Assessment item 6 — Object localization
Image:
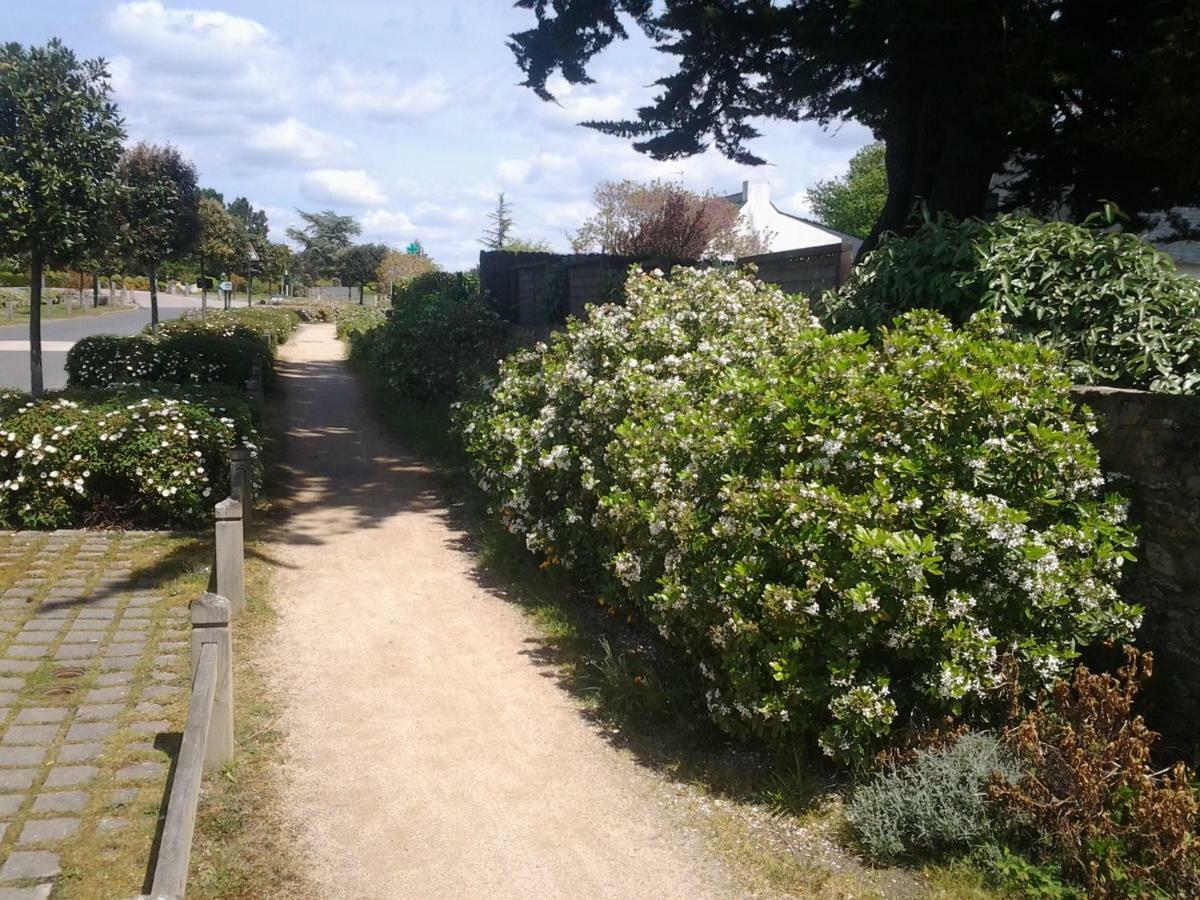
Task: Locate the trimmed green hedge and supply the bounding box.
[66,307,298,389]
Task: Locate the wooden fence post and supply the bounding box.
[229,448,253,530]
[190,592,233,771]
[246,361,265,403]
[214,498,245,616]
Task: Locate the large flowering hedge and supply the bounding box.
[461,267,1140,765]
[0,386,258,528]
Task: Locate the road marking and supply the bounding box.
[0,341,76,351]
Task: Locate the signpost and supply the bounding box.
[219,279,233,309]
[246,246,260,305]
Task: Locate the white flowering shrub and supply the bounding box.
[153,307,301,346]
[0,388,258,528]
[461,267,1140,766]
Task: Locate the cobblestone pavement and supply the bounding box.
[0,530,189,899]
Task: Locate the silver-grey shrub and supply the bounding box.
[848,731,1022,860]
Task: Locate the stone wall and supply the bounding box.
[1075,386,1200,753]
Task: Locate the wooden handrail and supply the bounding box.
[149,642,219,899]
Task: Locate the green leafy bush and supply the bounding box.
[335,304,386,342]
[347,273,503,400]
[462,266,1140,765]
[152,307,300,345]
[0,386,258,528]
[820,214,1200,392]
[848,732,1022,860]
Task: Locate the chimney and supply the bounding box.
[742,180,771,209]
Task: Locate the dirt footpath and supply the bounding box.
[262,323,736,899]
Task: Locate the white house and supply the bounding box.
[726,180,863,256]
[1145,207,1200,280]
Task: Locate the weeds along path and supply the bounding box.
[263,323,736,899]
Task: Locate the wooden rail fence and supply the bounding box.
[137,450,250,899]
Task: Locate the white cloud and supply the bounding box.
[107,1,272,63]
[240,119,353,167]
[361,209,419,242]
[315,66,451,119]
[496,159,532,186]
[303,170,388,206]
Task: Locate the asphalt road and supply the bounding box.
[0,297,201,392]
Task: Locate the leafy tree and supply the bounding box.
[503,237,555,253]
[807,143,887,239]
[510,1,1200,252]
[335,243,388,302]
[377,248,436,300]
[198,187,225,204]
[287,209,360,280]
[261,242,293,297]
[571,179,766,258]
[115,143,200,332]
[0,39,124,395]
[480,192,514,249]
[226,196,268,238]
[195,196,238,312]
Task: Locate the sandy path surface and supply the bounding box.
[263,324,736,899]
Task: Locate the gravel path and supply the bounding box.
[264,324,736,899]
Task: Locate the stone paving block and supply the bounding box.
[98,816,128,832]
[152,655,176,667]
[56,743,103,764]
[64,722,115,743]
[0,769,36,790]
[17,817,79,844]
[1,725,58,745]
[0,794,22,816]
[0,850,60,882]
[76,609,114,620]
[3,646,45,660]
[76,704,123,721]
[0,746,47,767]
[0,661,37,674]
[53,644,100,661]
[108,787,138,807]
[133,702,164,717]
[12,709,66,726]
[110,631,146,643]
[0,693,14,707]
[43,766,96,788]
[0,678,25,692]
[84,687,128,703]
[142,685,176,700]
[105,643,142,658]
[11,632,54,645]
[0,883,54,899]
[99,657,138,672]
[129,720,169,736]
[94,672,131,687]
[116,761,163,782]
[30,791,88,814]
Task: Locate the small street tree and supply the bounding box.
[480,193,514,249]
[807,143,887,239]
[335,243,389,303]
[0,39,124,395]
[116,143,200,333]
[195,196,238,314]
[377,248,436,302]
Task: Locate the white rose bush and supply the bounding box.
[0,387,258,528]
[460,267,1140,766]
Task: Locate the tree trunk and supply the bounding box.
[92,274,99,309]
[78,270,85,311]
[108,275,115,306]
[200,254,207,318]
[29,250,44,397]
[149,262,160,335]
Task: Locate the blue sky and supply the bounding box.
[7,1,873,269]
